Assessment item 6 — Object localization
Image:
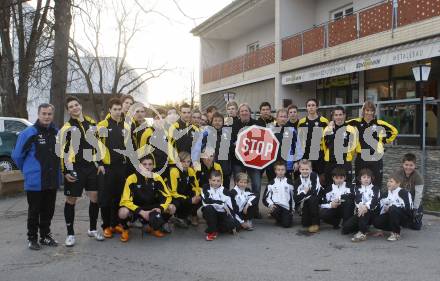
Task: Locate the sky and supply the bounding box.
[71,0,233,106]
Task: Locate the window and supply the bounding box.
[4,120,28,132]
[331,4,354,20]
[247,42,259,53]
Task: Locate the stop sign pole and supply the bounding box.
[235,125,280,170]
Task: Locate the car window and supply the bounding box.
[4,120,28,132]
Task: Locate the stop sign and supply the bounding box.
[235,125,280,169]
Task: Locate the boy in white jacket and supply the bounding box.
[201,170,237,241]
[230,173,258,230]
[263,161,294,228]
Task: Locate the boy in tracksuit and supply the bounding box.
[201,170,237,241]
[195,147,223,188]
[97,98,131,239]
[320,167,354,230]
[263,161,294,228]
[293,159,322,233]
[118,155,174,242]
[373,173,413,242]
[342,168,380,242]
[168,151,201,227]
[230,172,258,231]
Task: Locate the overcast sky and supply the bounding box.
[70,0,233,106]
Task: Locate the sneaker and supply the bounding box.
[351,231,367,242]
[65,235,75,247]
[113,224,124,234]
[308,225,320,233]
[206,232,217,241]
[173,217,189,229]
[190,216,199,226]
[120,229,129,242]
[161,223,173,233]
[151,229,166,238]
[88,230,105,241]
[103,227,113,238]
[40,233,58,247]
[28,240,41,250]
[387,232,401,242]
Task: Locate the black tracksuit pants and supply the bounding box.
[320,200,354,227]
[270,205,293,228]
[100,163,126,229]
[173,198,201,219]
[202,205,237,233]
[300,196,321,227]
[26,189,57,241]
[342,210,373,234]
[373,206,409,234]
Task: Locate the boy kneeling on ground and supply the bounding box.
[373,172,412,242]
[201,170,237,241]
[118,155,176,242]
[263,161,294,228]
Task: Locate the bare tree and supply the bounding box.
[0,0,52,118]
[50,0,72,126]
[69,0,168,119]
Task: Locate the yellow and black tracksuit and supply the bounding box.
[347,117,398,188]
[97,115,131,229]
[168,119,200,164]
[119,172,172,230]
[140,127,170,177]
[322,123,358,187]
[59,115,103,235]
[126,120,149,176]
[195,162,223,188]
[168,167,201,219]
[297,115,329,174]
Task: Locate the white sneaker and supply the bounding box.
[351,231,367,242]
[387,232,401,242]
[87,230,105,241]
[65,235,75,247]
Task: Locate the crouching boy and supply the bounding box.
[263,161,294,228]
[373,172,412,242]
[118,155,175,242]
[201,170,237,241]
[230,172,258,230]
[293,159,322,233]
[320,168,354,230]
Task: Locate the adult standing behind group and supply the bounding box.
[231,103,262,218]
[12,104,60,250]
[347,101,398,188]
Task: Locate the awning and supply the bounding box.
[281,37,440,85]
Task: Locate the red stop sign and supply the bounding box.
[235,125,280,169]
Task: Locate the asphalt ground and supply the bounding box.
[1,192,439,281]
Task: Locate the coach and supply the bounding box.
[12,103,60,250]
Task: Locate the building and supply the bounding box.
[191,0,440,145]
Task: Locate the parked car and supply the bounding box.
[0,117,32,171]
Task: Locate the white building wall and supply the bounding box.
[279,0,316,38]
[228,22,275,58]
[315,0,386,24]
[200,38,229,68]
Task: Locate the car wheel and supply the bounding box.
[0,157,15,172]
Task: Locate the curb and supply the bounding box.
[424,210,440,217]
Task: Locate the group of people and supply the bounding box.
[12,94,424,250]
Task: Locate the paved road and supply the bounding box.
[1,192,439,281]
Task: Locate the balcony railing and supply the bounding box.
[282,0,440,61]
[202,43,275,84]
